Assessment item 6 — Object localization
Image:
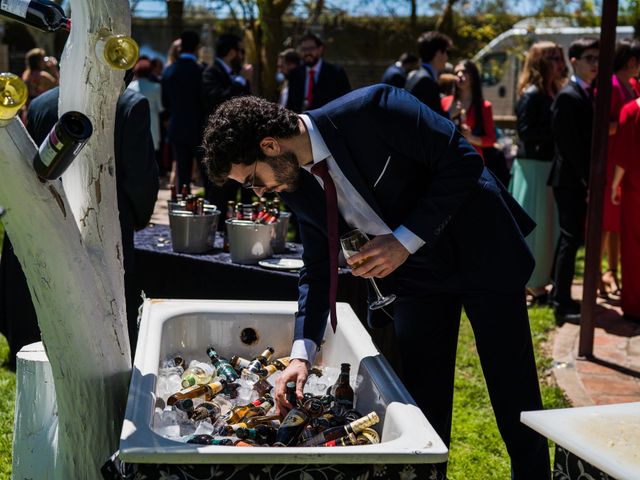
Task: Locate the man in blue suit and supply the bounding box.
[162,30,205,193]
[202,85,550,479]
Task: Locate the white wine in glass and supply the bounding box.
[340,229,396,310]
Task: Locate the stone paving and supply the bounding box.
[552,284,640,407]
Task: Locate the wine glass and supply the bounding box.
[340,229,396,310]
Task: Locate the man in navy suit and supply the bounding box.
[381,52,419,88]
[285,32,351,113]
[202,85,550,479]
[549,38,599,322]
[405,31,451,116]
[161,30,205,193]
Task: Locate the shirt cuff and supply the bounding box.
[290,338,318,366]
[393,225,425,254]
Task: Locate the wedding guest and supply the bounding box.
[511,41,566,306]
[600,39,640,299]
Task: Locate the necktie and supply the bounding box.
[310,160,338,333]
[306,69,315,109]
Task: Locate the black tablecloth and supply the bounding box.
[134,224,369,322]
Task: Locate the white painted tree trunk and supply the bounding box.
[0,1,133,477]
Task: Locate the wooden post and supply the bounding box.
[579,0,618,358]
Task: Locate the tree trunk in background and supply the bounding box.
[435,0,458,37]
[257,0,293,101]
[1,0,133,477]
[410,0,417,32]
[167,0,184,41]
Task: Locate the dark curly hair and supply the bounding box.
[202,96,300,186]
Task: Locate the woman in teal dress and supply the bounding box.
[510,41,566,305]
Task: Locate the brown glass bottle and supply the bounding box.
[230,355,251,371]
[166,379,227,406]
[322,432,358,447]
[274,397,310,447]
[33,111,93,180]
[332,363,354,410]
[300,411,379,447]
[246,347,275,375]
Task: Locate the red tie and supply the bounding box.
[306,69,315,109]
[310,160,338,333]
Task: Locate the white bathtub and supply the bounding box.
[119,299,448,465]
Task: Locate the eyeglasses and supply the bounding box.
[241,162,277,193]
[579,54,599,65]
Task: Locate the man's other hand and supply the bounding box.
[274,358,309,416]
[347,233,410,278]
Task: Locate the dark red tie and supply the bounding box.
[306,69,315,109]
[311,160,338,333]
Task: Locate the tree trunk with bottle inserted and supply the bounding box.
[0,1,132,478]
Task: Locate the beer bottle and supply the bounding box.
[322,432,358,447]
[273,196,282,212]
[303,397,325,418]
[230,355,251,372]
[173,398,194,415]
[235,202,243,220]
[196,197,205,215]
[253,378,273,398]
[357,428,380,445]
[344,409,363,424]
[235,425,277,445]
[185,195,196,213]
[186,435,233,446]
[0,73,27,125]
[234,440,257,447]
[95,28,139,70]
[332,363,354,410]
[190,401,221,422]
[246,347,275,375]
[273,382,310,446]
[300,411,379,447]
[285,381,298,408]
[207,347,239,382]
[180,361,215,388]
[0,0,70,33]
[170,184,178,202]
[167,379,227,406]
[271,357,290,371]
[251,202,260,222]
[223,200,235,252]
[181,184,189,198]
[33,111,93,180]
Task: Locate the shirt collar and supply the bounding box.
[179,53,198,62]
[422,62,437,80]
[215,57,233,75]
[571,74,591,94]
[299,114,331,168]
[306,58,323,74]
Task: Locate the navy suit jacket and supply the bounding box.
[280,85,535,346]
[286,61,351,113]
[202,58,251,119]
[548,81,593,190]
[381,64,406,88]
[162,56,204,146]
[405,65,446,117]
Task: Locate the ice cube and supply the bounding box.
[154,409,180,438]
[194,420,215,436]
[267,370,282,387]
[241,369,260,385]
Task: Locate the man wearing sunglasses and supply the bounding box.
[203,84,550,479]
[548,38,600,322]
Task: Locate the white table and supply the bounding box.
[521,402,640,480]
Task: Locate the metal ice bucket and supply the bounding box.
[271,211,291,253]
[226,219,276,264]
[169,209,220,253]
[167,201,217,214]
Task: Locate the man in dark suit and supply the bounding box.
[405,31,451,116]
[549,38,600,322]
[285,32,351,113]
[201,33,253,211]
[0,84,159,364]
[161,30,205,193]
[202,85,550,479]
[381,52,419,88]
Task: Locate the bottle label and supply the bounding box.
[38,127,64,167]
[1,0,29,18]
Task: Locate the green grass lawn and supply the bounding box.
[0,306,567,479]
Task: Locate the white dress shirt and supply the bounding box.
[290,114,426,365]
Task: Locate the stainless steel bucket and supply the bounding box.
[226,219,276,264]
[271,212,291,253]
[169,210,220,253]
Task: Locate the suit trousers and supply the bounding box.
[393,290,550,480]
[551,187,587,306]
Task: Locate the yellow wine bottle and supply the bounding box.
[0,73,28,126]
[95,29,139,70]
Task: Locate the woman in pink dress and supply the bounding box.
[611,97,640,322]
[601,39,640,298]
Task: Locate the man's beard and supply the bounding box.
[304,56,319,67]
[270,151,300,192]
